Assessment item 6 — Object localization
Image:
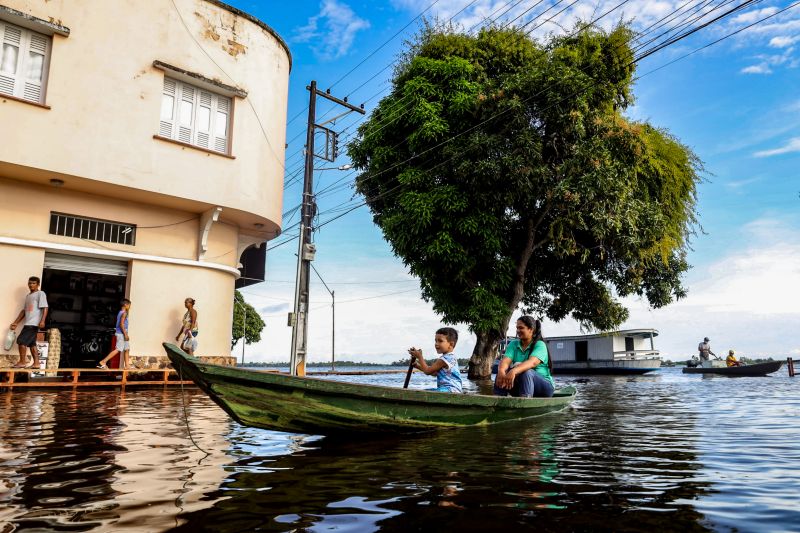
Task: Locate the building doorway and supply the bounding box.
[575,341,588,362]
[42,253,128,368]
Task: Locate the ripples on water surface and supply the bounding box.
[1,368,799,532]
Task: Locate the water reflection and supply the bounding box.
[0,388,230,531]
[172,384,712,532]
[1,370,799,532]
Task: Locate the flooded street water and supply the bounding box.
[1,368,799,532]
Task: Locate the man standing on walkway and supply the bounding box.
[698,337,715,366]
[9,276,48,368]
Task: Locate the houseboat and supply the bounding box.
[546,329,662,374]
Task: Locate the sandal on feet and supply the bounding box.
[96,364,108,369]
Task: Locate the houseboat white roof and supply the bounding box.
[546,329,659,342]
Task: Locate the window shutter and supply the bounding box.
[178,83,194,143]
[0,23,21,97]
[23,32,47,103]
[196,90,212,148]
[159,78,177,138]
[213,95,230,154]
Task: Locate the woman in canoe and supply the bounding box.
[494,316,554,398]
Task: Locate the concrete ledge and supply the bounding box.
[0,353,236,368]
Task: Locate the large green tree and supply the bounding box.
[348,25,701,379]
[232,290,265,349]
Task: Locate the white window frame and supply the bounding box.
[0,20,51,104]
[158,77,232,155]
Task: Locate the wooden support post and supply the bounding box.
[788,357,795,377]
[72,370,79,385]
[7,371,14,386]
[163,370,169,384]
[121,370,128,385]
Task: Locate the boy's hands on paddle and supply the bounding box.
[407,347,423,367]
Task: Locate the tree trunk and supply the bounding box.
[469,218,540,380]
[468,329,503,380]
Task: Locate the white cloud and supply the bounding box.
[730,7,780,25]
[769,35,800,48]
[293,0,370,60]
[753,137,800,157]
[741,64,773,74]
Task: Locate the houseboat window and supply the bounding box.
[0,22,51,104]
[625,337,635,354]
[158,76,232,154]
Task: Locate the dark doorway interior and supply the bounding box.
[43,269,126,367]
[625,336,635,354]
[575,341,588,362]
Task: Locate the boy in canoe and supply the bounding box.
[408,327,463,393]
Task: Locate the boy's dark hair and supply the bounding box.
[28,276,40,284]
[121,298,131,306]
[436,327,458,345]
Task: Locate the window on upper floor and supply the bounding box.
[158,77,232,155]
[0,20,50,104]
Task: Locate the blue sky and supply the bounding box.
[225,0,800,363]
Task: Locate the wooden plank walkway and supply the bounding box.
[0,367,194,388]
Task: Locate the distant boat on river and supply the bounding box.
[164,343,576,435]
[682,360,783,376]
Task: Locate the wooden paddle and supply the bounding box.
[403,356,415,389]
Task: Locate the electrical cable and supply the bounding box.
[311,0,770,229]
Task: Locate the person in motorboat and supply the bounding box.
[494,316,554,398]
[726,349,742,367]
[408,327,463,393]
[698,337,716,366]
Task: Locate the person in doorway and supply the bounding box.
[175,298,198,355]
[97,299,131,369]
[698,337,715,365]
[726,349,742,367]
[9,276,48,368]
[494,316,554,398]
[408,327,463,393]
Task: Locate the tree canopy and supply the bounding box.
[232,290,265,349]
[348,24,701,378]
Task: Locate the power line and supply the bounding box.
[311,0,768,230]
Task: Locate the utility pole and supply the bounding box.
[289,81,364,376]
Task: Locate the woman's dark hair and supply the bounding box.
[517,315,552,374]
[186,298,196,305]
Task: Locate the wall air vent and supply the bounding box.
[49,212,136,246]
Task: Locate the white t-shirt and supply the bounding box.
[24,290,48,326]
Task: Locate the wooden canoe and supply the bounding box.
[164,343,576,435]
[682,360,783,376]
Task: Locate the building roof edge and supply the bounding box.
[202,0,292,71]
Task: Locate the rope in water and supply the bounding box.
[179,366,210,458]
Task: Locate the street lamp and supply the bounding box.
[316,163,352,171]
[310,263,335,372]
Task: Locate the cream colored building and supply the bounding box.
[0,0,290,366]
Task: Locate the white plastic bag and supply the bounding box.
[4,330,15,351]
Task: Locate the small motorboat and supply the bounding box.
[682,360,783,376]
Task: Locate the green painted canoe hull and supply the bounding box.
[164,343,576,435]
